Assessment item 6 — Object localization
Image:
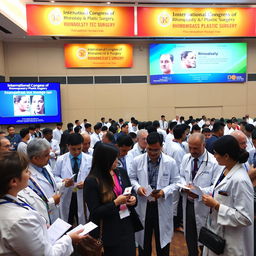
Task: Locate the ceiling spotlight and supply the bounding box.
[106,2,111,4]
[50,0,55,2]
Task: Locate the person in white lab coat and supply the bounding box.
[27,139,70,224]
[90,123,102,148]
[43,128,61,169]
[81,132,94,156]
[52,122,63,145]
[159,115,168,131]
[129,132,180,256]
[202,135,254,256]
[180,133,222,256]
[53,133,92,225]
[126,129,148,175]
[0,151,86,256]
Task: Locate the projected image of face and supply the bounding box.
[159,54,174,74]
[13,95,31,116]
[31,95,45,115]
[181,51,196,68]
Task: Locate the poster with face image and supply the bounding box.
[0,83,61,124]
[149,43,247,84]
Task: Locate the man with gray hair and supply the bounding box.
[27,138,73,223]
[180,133,222,256]
[126,129,148,175]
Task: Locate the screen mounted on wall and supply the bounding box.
[149,43,247,84]
[0,83,62,125]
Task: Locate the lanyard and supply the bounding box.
[0,196,34,210]
[29,177,49,204]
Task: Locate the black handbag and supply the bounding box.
[199,226,225,255]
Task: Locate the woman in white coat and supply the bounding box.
[0,151,86,256]
[202,135,254,256]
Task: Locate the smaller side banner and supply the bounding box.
[64,44,133,68]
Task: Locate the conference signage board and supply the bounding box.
[0,83,62,124]
[149,43,247,84]
[138,7,256,37]
[64,44,133,68]
[26,5,134,37]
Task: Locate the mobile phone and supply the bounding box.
[151,189,160,194]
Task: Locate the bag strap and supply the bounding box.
[99,219,103,240]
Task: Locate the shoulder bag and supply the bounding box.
[77,220,103,256]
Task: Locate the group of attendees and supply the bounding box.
[0,113,255,256]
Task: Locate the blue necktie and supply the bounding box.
[73,157,79,182]
[41,167,54,188]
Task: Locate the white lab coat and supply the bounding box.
[49,138,61,170]
[126,143,145,175]
[90,133,101,148]
[29,163,62,224]
[203,163,254,256]
[0,195,73,256]
[18,187,50,224]
[180,150,222,237]
[129,152,180,249]
[53,128,63,145]
[159,120,168,130]
[164,140,186,215]
[53,152,92,224]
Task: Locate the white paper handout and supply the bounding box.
[123,186,132,195]
[67,221,98,237]
[176,183,190,190]
[145,185,153,197]
[47,218,72,245]
[190,185,203,200]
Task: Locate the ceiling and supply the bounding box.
[0,0,256,41]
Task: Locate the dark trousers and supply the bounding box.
[104,232,136,256]
[185,200,199,256]
[68,192,78,226]
[138,201,170,256]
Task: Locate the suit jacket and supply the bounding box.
[83,167,137,247]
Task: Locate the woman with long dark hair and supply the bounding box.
[0,151,85,256]
[202,135,254,256]
[83,143,138,256]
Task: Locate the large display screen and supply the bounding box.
[149,43,247,84]
[0,83,62,124]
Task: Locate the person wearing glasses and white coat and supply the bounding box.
[129,132,180,256]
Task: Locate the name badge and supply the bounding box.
[119,204,130,219]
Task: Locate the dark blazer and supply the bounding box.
[83,167,137,247]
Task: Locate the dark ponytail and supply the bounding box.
[238,149,249,163]
[213,135,249,163]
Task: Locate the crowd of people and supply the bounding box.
[0,113,255,256]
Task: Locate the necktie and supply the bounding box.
[141,150,146,154]
[73,157,79,182]
[41,167,54,188]
[192,158,199,180]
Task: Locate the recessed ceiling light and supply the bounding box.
[50,0,55,3]
[106,2,111,4]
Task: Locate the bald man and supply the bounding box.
[180,133,222,256]
[81,132,93,156]
[231,130,247,150]
[0,137,11,152]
